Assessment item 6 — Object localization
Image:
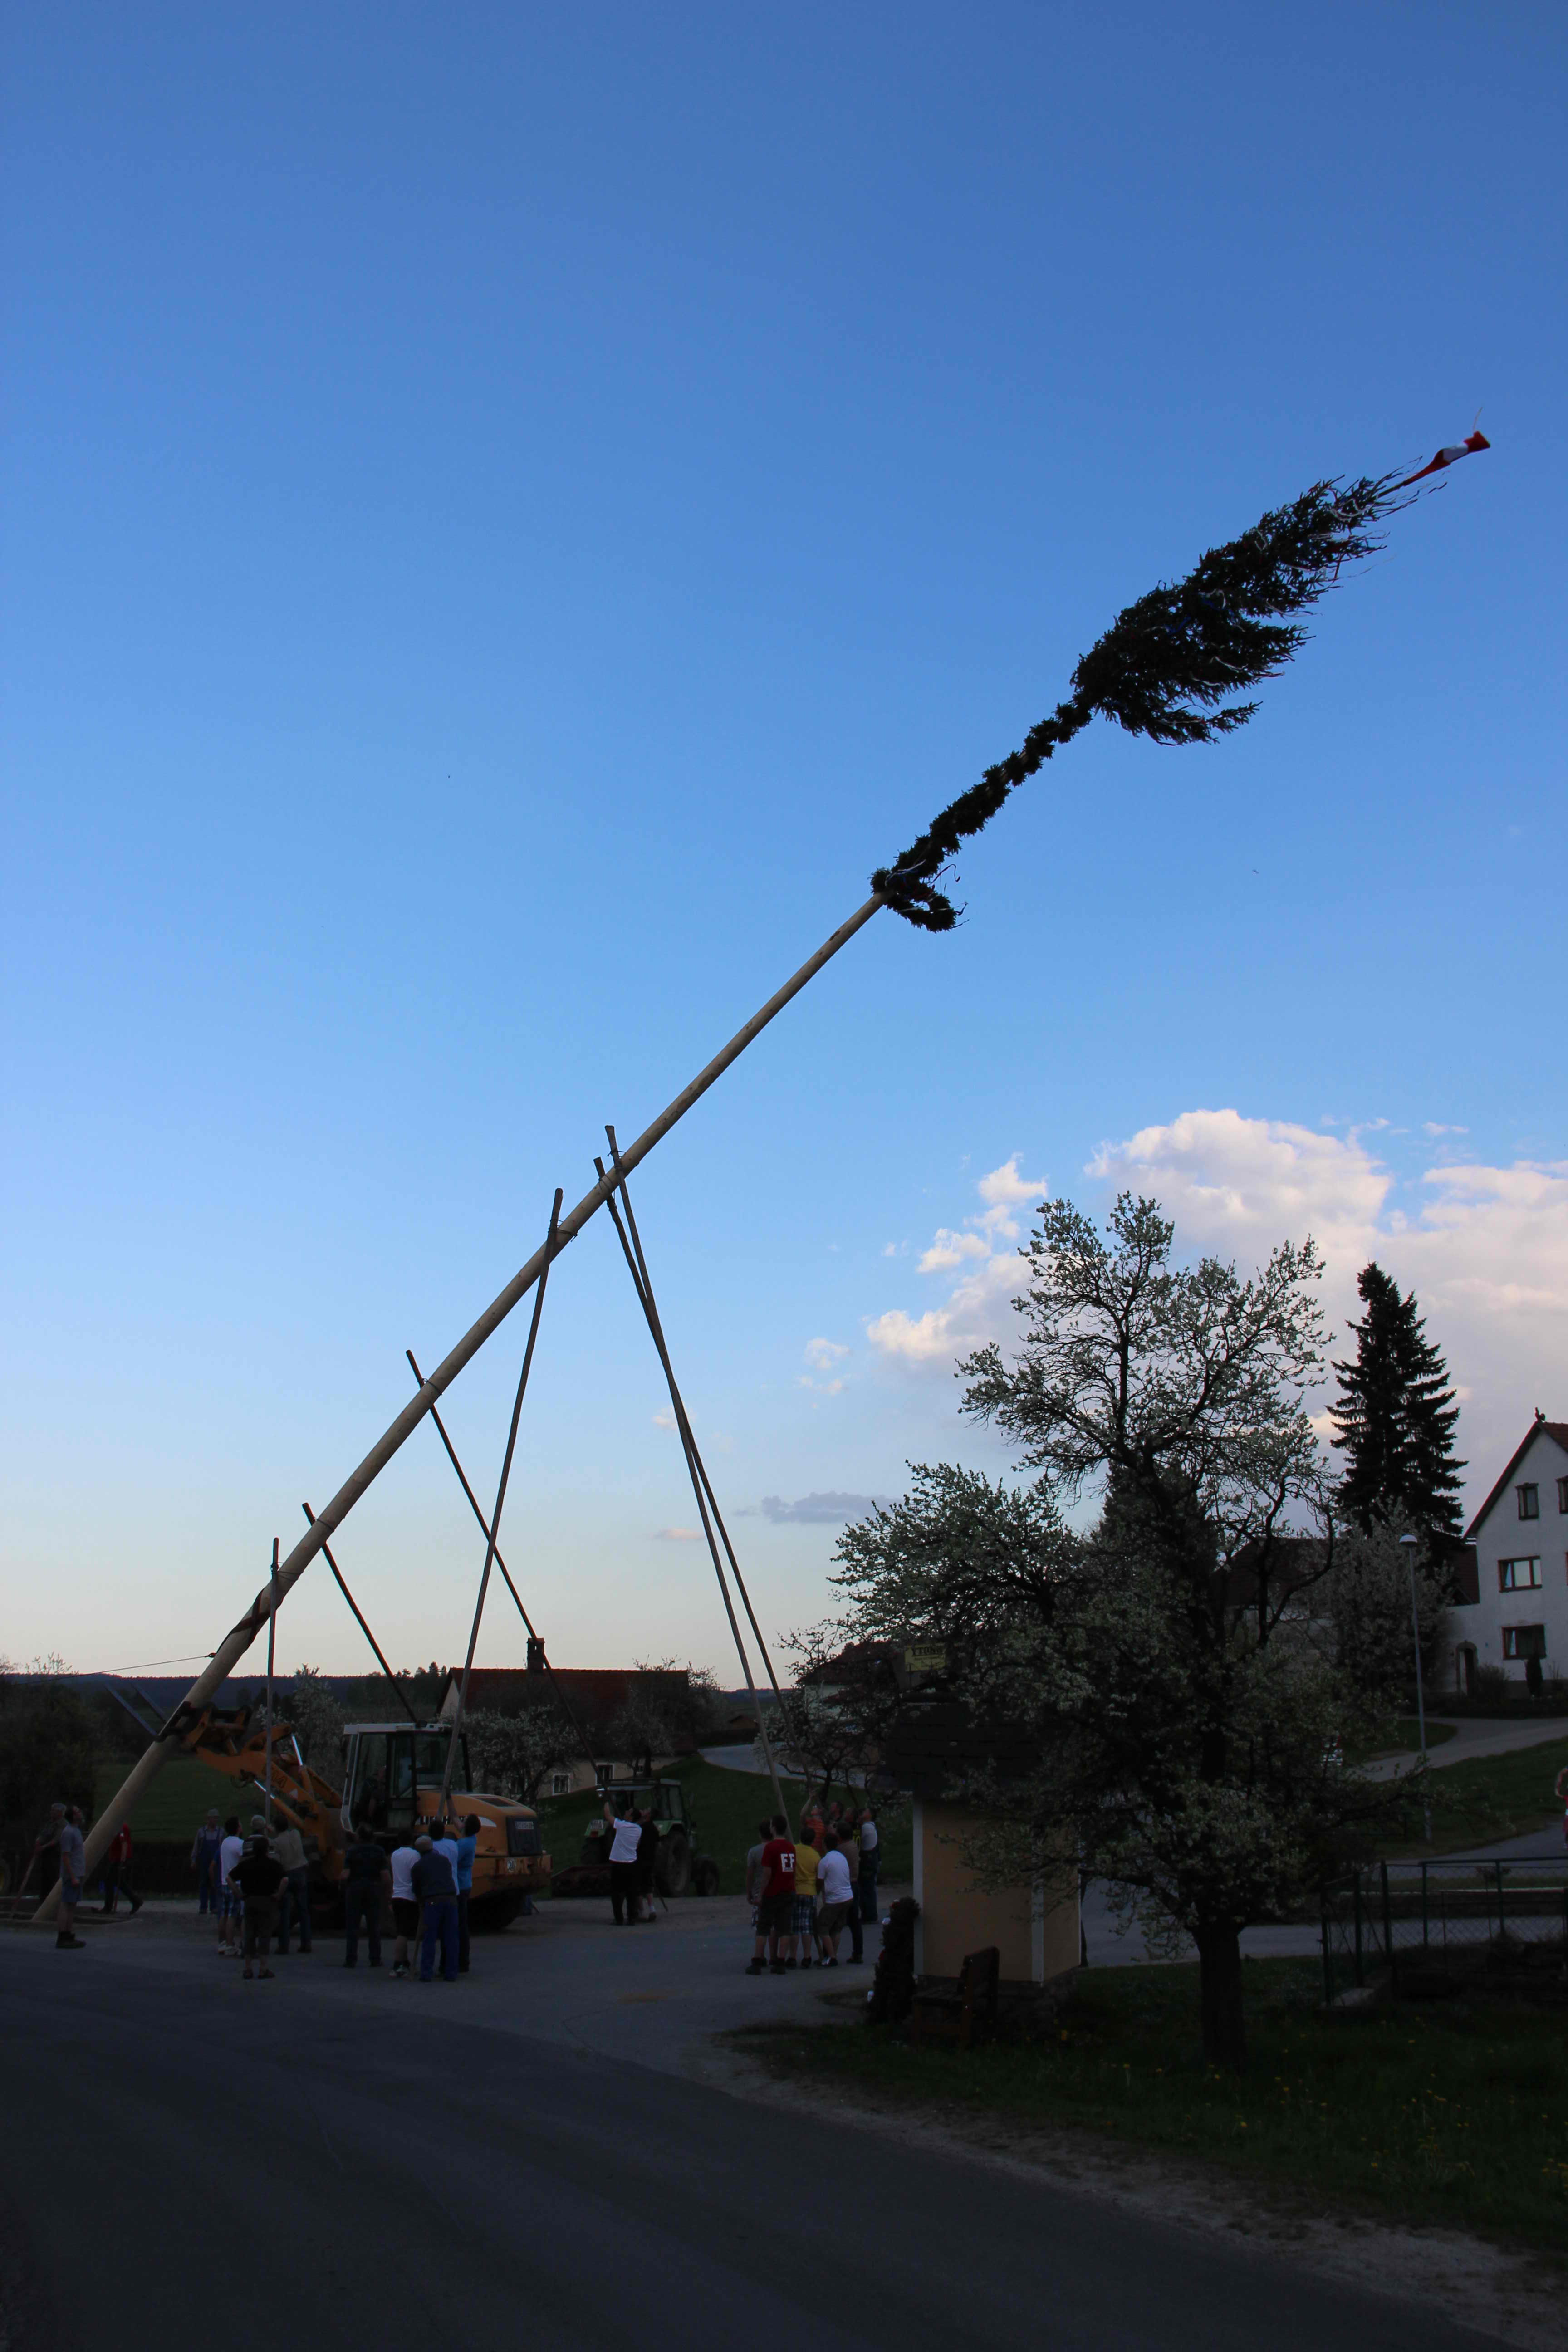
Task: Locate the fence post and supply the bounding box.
[1495,1861,1506,1949]
[1353,1871,1364,1988]
[1421,1861,1430,1952]
[1321,1891,1333,2009]
[1381,1860,1396,1995]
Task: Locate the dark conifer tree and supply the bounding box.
[1330,1264,1465,1541]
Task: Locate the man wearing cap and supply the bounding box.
[412,1833,459,1984]
[230,1818,285,1982]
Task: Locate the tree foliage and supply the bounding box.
[0,1662,99,1876]
[465,1693,573,1806]
[280,1665,347,1774]
[834,1195,1422,2073]
[767,1630,900,1798]
[1330,1262,1465,1544]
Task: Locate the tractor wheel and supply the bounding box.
[692,1857,720,1898]
[657,1833,692,1897]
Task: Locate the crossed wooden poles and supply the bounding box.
[42,893,882,1913]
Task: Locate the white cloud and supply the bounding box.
[804,1338,849,1370]
[652,1408,677,1430]
[917,1229,990,1274]
[975,1155,1048,1215]
[798,1375,847,1396]
[868,1112,1568,1514]
[868,1154,1044,1364]
[654,1526,703,1542]
[1091,1111,1568,1509]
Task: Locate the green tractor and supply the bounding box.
[556,1776,720,1899]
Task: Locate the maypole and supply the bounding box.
[39,451,1476,1919]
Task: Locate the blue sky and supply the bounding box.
[5,3,1564,1684]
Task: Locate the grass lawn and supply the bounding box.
[537,1756,912,1894]
[731,1957,1568,2255]
[94,1754,240,1842]
[1383,1735,1568,1859]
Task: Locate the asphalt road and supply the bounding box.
[0,1917,1511,2352]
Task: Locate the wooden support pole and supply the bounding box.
[264,1539,279,1821]
[406,1350,596,1772]
[606,1126,784,1700]
[301,1503,421,1727]
[38,890,882,1917]
[439,1191,562,1813]
[597,1144,790,1828]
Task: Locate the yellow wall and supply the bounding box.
[914,1800,1078,1986]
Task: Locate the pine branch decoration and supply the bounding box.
[873,472,1411,930]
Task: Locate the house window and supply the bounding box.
[1502,1625,1546,1661]
[1558,1477,1568,1514]
[1517,1483,1539,1519]
[550,1771,572,1798]
[1498,1558,1541,1592]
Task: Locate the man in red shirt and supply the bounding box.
[752,1814,795,1978]
[99,1823,142,1916]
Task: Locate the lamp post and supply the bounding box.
[1400,1532,1431,1843]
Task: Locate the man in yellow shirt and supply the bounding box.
[790,1831,822,1969]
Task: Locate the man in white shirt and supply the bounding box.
[55,1806,88,1951]
[604,1800,644,1926]
[218,1816,246,1956]
[389,1835,421,1979]
[815,1834,854,1965]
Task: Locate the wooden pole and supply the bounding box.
[35,891,884,1917]
[596,1147,790,1829]
[264,1539,279,1822]
[606,1127,784,1700]
[301,1503,421,1727]
[405,1351,597,1770]
[439,1191,562,1813]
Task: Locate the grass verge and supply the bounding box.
[95,1754,239,1842]
[729,1957,1568,2255]
[1385,1736,1568,1859]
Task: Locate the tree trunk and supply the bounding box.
[1196,1920,1246,2072]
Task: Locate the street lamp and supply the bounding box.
[1400,1532,1431,1843]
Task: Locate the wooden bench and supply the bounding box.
[909,1945,1000,2049]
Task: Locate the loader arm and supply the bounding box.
[172,1704,347,1878]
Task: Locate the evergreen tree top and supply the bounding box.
[1330,1261,1465,1542]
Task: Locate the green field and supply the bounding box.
[732,1957,1568,2255]
[537,1757,911,1894]
[94,1754,243,1843]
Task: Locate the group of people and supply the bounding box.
[744,1800,879,1976]
[602,1797,662,1924]
[189,1805,484,1984]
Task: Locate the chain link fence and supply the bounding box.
[1321,1859,1568,2003]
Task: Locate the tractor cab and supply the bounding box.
[340,1723,470,1835]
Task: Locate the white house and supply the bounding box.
[1451,1415,1568,1686]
